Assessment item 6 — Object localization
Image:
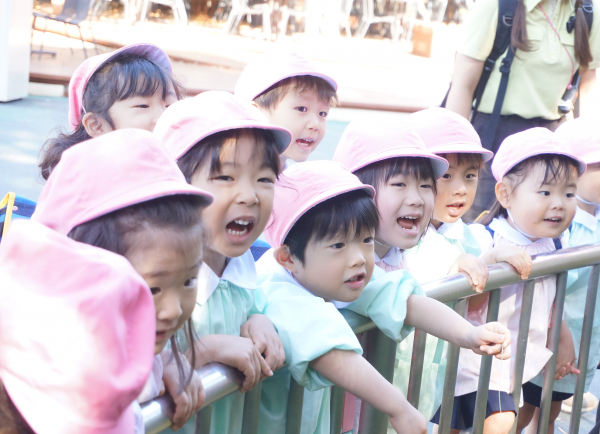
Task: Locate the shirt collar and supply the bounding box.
[196,250,257,305]
[525,0,574,13]
[436,219,465,240]
[489,216,543,246]
[374,246,403,267]
[574,206,599,232]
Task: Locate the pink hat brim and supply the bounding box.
[493,150,587,181]
[428,143,494,163]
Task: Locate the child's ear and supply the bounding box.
[82,113,112,138]
[495,181,511,209]
[274,245,300,273]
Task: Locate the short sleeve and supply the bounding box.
[587,0,600,69]
[250,286,267,315]
[457,0,498,61]
[343,269,424,342]
[264,293,362,391]
[468,223,494,254]
[463,223,483,257]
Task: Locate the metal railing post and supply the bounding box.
[359,328,397,434]
[509,279,536,434]
[406,329,428,408]
[194,406,212,434]
[330,385,346,434]
[438,299,466,434]
[472,288,501,433]
[537,272,567,434]
[569,264,600,434]
[241,382,262,434]
[285,377,305,434]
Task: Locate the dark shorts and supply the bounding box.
[522,381,573,406]
[431,390,516,430]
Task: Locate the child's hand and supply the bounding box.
[196,334,273,393]
[241,314,286,374]
[468,322,512,359]
[489,246,532,280]
[389,405,427,434]
[162,360,205,430]
[551,321,581,380]
[448,254,489,293]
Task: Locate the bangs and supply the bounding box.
[111,54,179,102]
[354,157,438,194]
[508,154,582,187]
[439,152,484,170]
[255,75,338,110]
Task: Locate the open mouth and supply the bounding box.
[446,202,465,217]
[225,218,255,237]
[397,215,420,233]
[155,329,171,343]
[345,273,366,288]
[544,217,563,225]
[296,138,315,149]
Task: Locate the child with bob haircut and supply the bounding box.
[0,219,156,434]
[234,49,337,167]
[452,128,586,434]
[154,91,290,434]
[40,43,181,180]
[33,129,214,430]
[255,160,512,434]
[519,118,600,433]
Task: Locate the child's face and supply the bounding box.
[500,162,578,239]
[260,88,329,162]
[577,162,600,205]
[106,83,177,133]
[375,173,434,250]
[126,228,203,355]
[292,229,375,302]
[433,154,479,224]
[191,134,276,259]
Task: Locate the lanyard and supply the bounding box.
[538,2,577,88]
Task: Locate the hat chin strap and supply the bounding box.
[506,209,538,240]
[577,195,598,206]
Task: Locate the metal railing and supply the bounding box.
[143,242,600,434]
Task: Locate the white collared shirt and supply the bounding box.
[374,246,403,267]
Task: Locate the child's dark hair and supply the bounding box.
[39,53,184,180]
[438,153,485,171]
[353,157,438,195]
[254,76,338,112]
[480,154,582,225]
[68,194,205,392]
[177,129,281,183]
[284,190,379,264]
[0,381,35,434]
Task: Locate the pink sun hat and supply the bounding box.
[264,160,375,247]
[555,118,600,165]
[409,108,494,163]
[154,91,292,160]
[492,127,586,181]
[33,128,213,236]
[68,43,172,130]
[332,118,449,179]
[0,219,155,434]
[234,49,337,102]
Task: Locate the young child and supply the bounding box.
[454,128,585,434]
[0,219,156,434]
[255,160,512,434]
[518,118,600,434]
[154,91,290,434]
[32,129,214,430]
[39,43,180,180]
[234,49,337,168]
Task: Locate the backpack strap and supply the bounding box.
[485,225,495,239]
[553,237,563,250]
[583,0,593,34]
[250,239,271,262]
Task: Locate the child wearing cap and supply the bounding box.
[40,43,181,180]
[450,128,585,434]
[0,219,156,434]
[517,119,600,432]
[33,129,214,430]
[234,50,337,168]
[154,91,289,434]
[255,160,512,434]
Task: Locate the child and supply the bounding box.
[154,91,290,434]
[234,49,337,167]
[33,129,214,430]
[39,43,180,180]
[0,219,156,434]
[255,160,512,434]
[518,118,600,433]
[454,128,585,434]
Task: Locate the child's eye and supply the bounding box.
[392,183,406,187]
[539,191,550,196]
[466,174,477,179]
[364,237,374,244]
[421,184,433,189]
[258,177,275,184]
[565,193,575,198]
[214,175,233,181]
[295,106,307,113]
[135,104,150,109]
[442,174,451,179]
[184,277,198,288]
[332,242,345,249]
[319,111,328,118]
[150,287,160,295]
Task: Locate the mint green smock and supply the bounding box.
[399,219,486,420]
[531,207,600,393]
[255,252,422,433]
